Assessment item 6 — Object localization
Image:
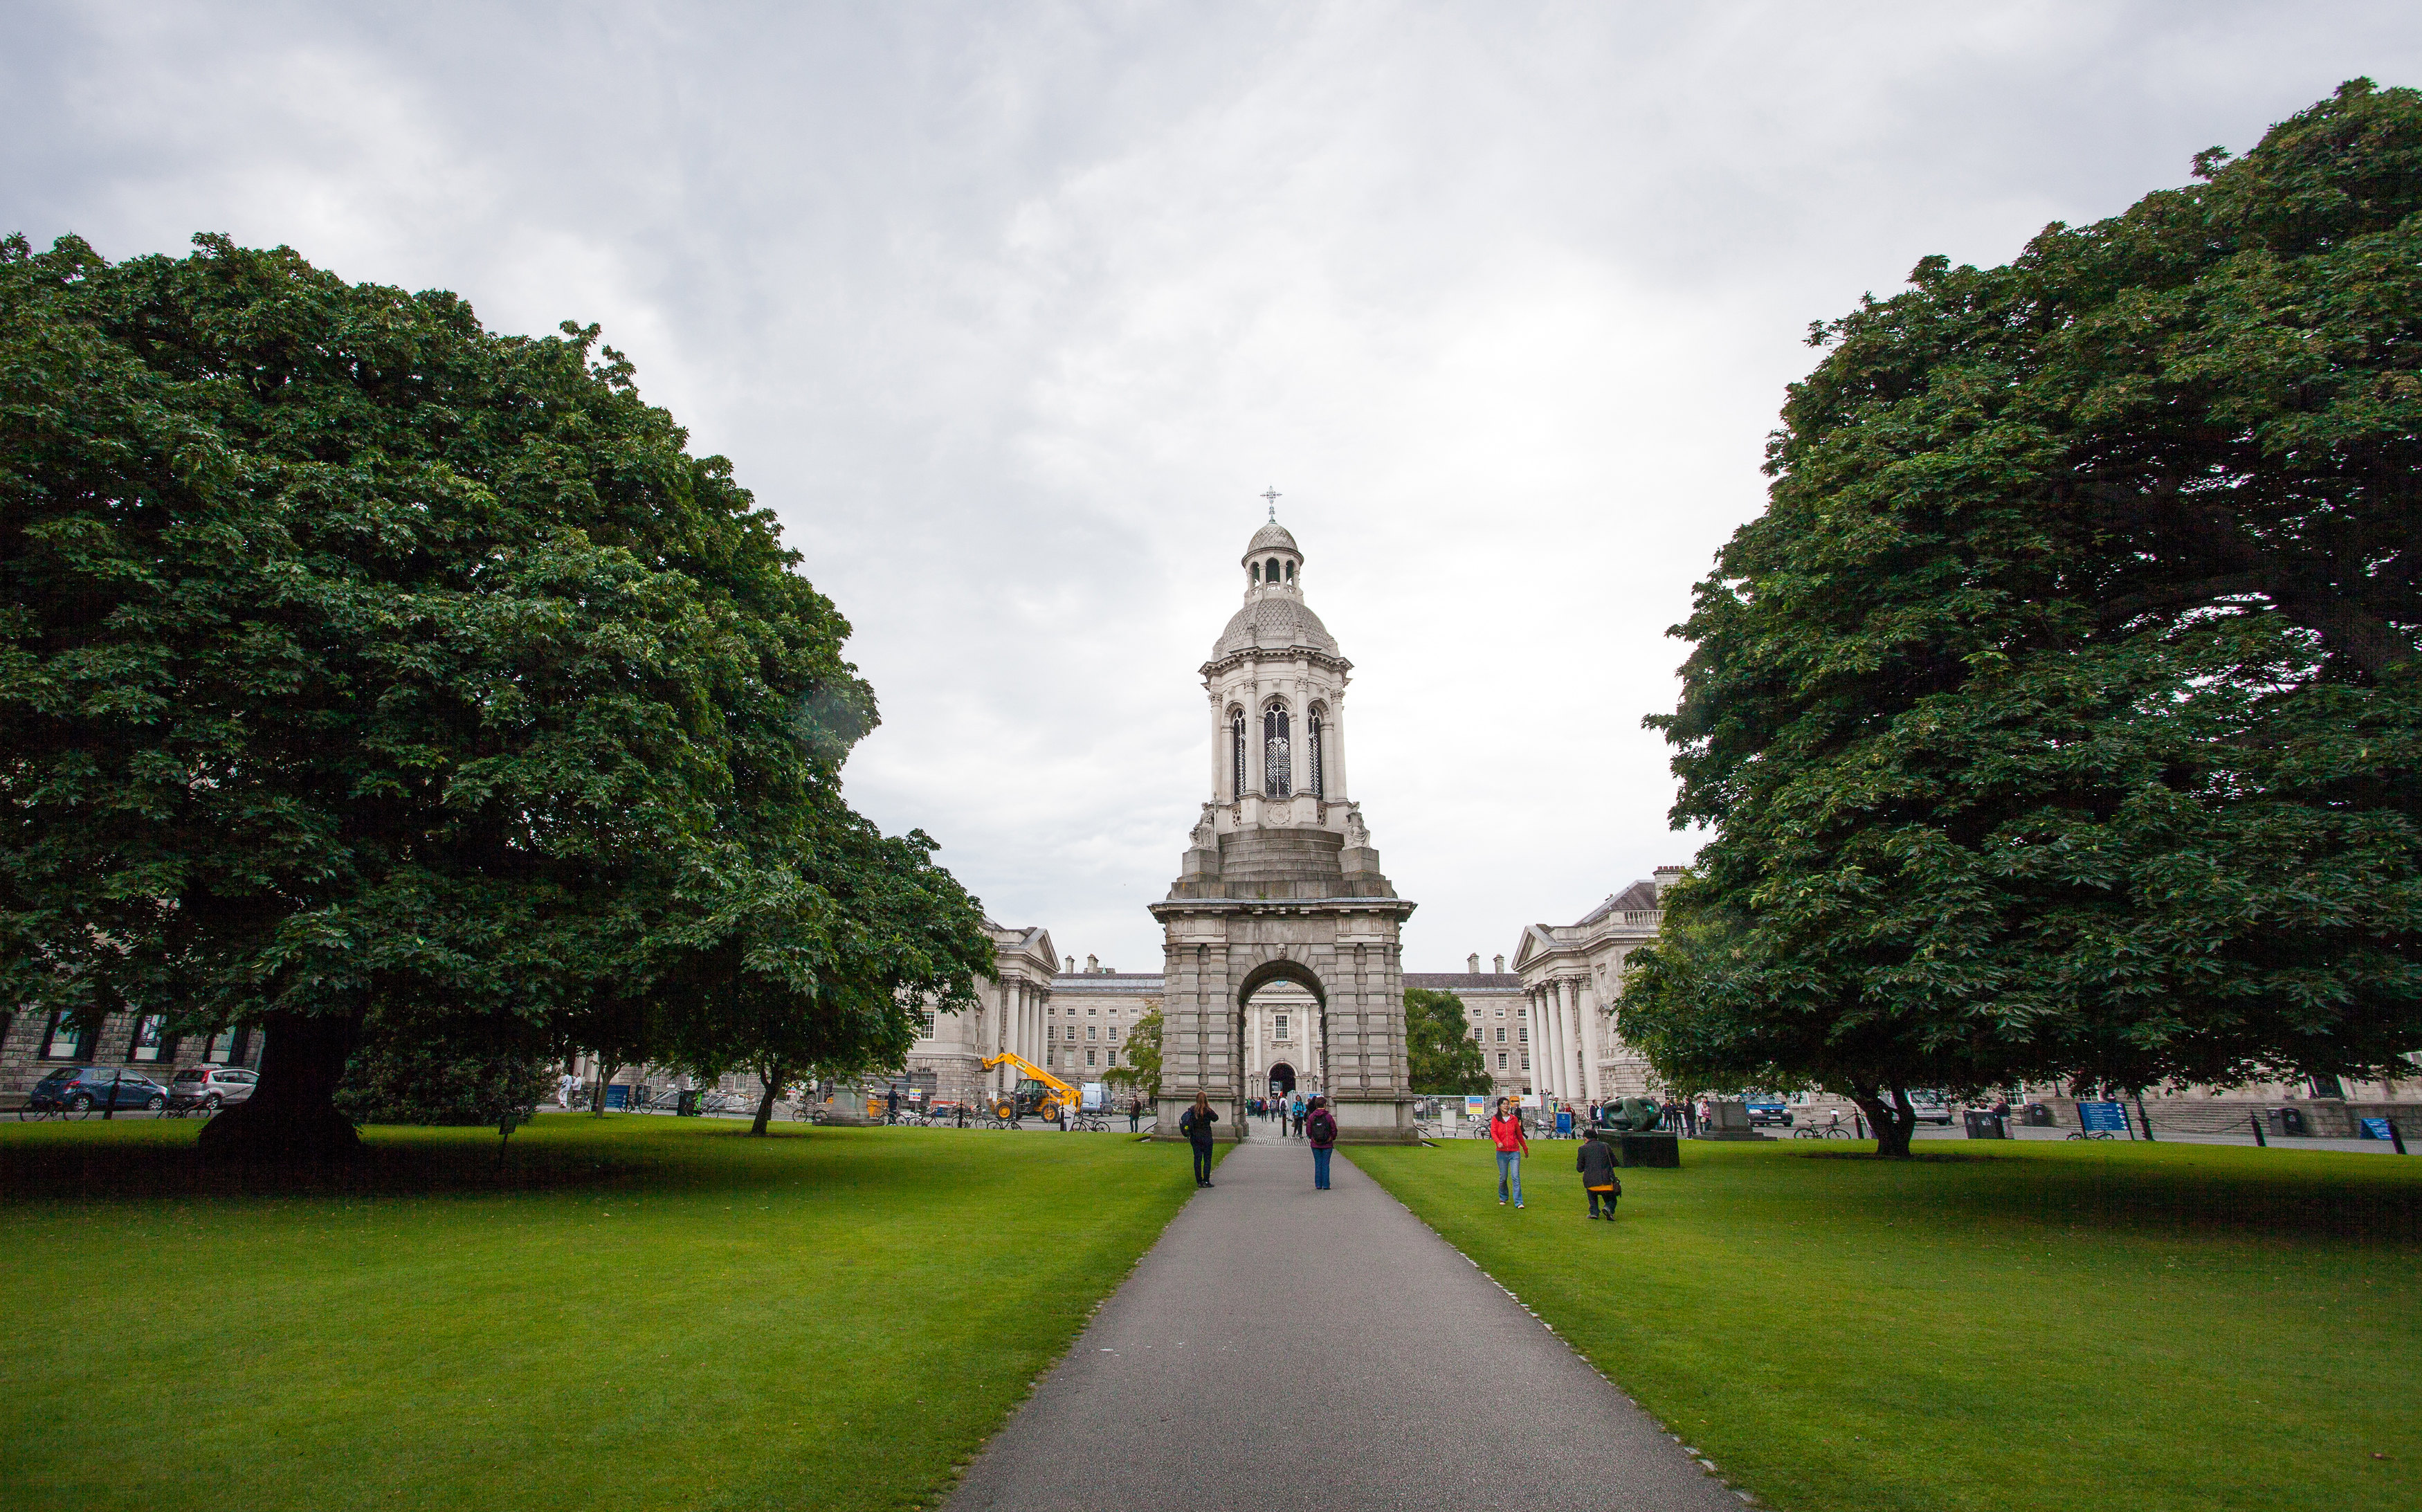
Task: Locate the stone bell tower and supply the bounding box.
[1149,510,1419,1142]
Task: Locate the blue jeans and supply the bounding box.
[1313,1146,1333,1188]
[1496,1149,1523,1205]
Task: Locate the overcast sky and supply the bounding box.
[7,2,2414,972]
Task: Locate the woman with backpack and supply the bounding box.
[1306,1095,1338,1190]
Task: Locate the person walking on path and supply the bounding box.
[1180,1091,1219,1187]
[1306,1095,1338,1190]
[1490,1097,1530,1208]
[1576,1129,1621,1219]
[1289,1093,1305,1138]
[1127,1094,1142,1133]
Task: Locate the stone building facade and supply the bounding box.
[1404,955,1527,1102]
[1509,871,1682,1104]
[2,1008,263,1104]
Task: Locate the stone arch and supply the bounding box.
[1235,954,1325,1007]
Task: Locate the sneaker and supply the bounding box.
[1515,1202,1524,1209]
[1499,1198,1507,1205]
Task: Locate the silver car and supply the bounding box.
[169,1066,258,1110]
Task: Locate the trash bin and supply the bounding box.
[676,1090,701,1118]
[1963,1109,2007,1139]
[2022,1102,2055,1127]
[2266,1106,2307,1137]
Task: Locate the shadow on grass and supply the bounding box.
[0,1115,832,1204]
[1778,1144,2422,1246]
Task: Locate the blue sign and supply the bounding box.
[2077,1100,2129,1133]
[2360,1118,2394,1140]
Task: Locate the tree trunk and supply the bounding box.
[1846,1080,1918,1159]
[196,1010,365,1163]
[749,1060,784,1136]
[590,1060,622,1115]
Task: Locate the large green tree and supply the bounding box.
[1623,82,2422,1156]
[0,232,992,1158]
[1404,987,1493,1095]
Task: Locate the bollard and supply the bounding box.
[2394,1120,2409,1156]
[2250,1113,2267,1147]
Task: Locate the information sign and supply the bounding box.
[2360,1117,2394,1140]
[2077,1100,2129,1133]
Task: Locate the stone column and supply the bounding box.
[1548,982,1573,1100]
[1558,978,1583,1101]
[1212,693,1228,803]
[1327,691,1349,804]
[1576,976,1605,1103]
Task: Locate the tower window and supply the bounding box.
[1307,711,1324,798]
[1267,556,1281,582]
[1250,561,1260,583]
[1230,710,1246,799]
[1263,704,1291,799]
[1285,561,1295,583]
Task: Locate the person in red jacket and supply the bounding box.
[1306,1095,1338,1190]
[1490,1096,1531,1208]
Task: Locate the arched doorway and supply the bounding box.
[1268,1062,1297,1096]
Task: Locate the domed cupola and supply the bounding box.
[1242,515,1303,592]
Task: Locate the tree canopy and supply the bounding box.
[1404,987,1493,1095]
[0,232,993,1156]
[1621,82,2422,1154]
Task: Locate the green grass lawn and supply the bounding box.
[0,1115,1204,1512]
[1351,1138,2421,1512]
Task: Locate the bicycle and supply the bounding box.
[1793,1115,1857,1140]
[2064,1129,2116,1140]
[16,1100,67,1122]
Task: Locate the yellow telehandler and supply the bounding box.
[980,1052,1082,1124]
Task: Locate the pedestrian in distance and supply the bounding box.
[1181,1091,1219,1187]
[1577,1129,1621,1219]
[1490,1096,1530,1208]
[1128,1094,1142,1133]
[1306,1095,1338,1190]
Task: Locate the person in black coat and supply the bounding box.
[1576,1129,1621,1219]
[1179,1091,1219,1187]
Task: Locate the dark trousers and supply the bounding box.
[1192,1140,1214,1183]
[1313,1146,1333,1189]
[1589,1187,1617,1217]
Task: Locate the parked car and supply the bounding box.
[1744,1100,1795,1127]
[1904,1091,1954,1125]
[28,1067,171,1112]
[169,1066,259,1110]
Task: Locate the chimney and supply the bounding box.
[1467,952,1480,974]
[1652,865,1687,896]
[1064,955,1074,972]
[1493,954,1506,974]
[1086,953,1099,973]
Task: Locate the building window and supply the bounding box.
[1285,560,1295,583]
[1495,1027,1506,1044]
[1231,709,1247,798]
[1521,1053,1531,1070]
[1086,1025,1097,1041]
[129,1014,167,1062]
[1251,561,1262,583]
[42,1011,87,1061]
[1107,1052,1119,1067]
[1264,704,1291,798]
[1109,1025,1120,1041]
[203,1030,243,1064]
[1267,556,1282,581]
[1518,1026,1529,1044]
[1087,1050,1098,1067]
[1275,1013,1289,1039]
[1496,1052,1507,1070]
[1306,710,1324,798]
